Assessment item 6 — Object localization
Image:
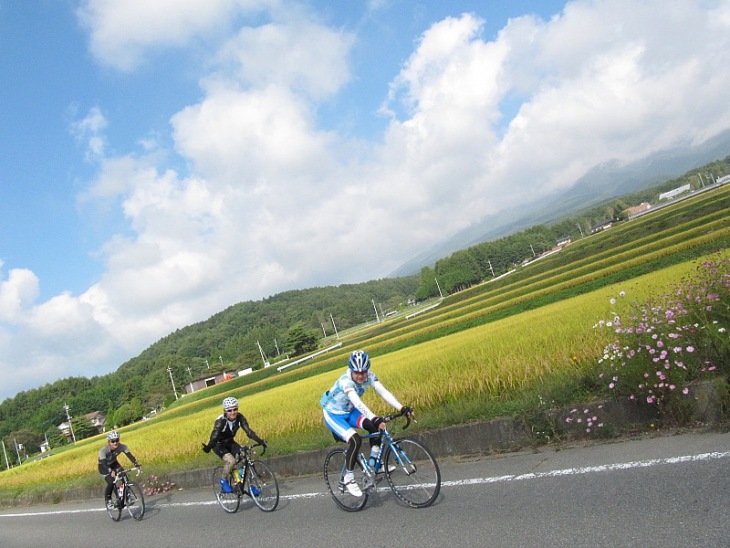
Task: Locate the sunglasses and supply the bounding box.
[226,408,238,412]
[110,440,119,443]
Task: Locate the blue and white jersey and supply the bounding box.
[320,370,402,418]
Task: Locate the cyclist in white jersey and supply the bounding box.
[320,350,412,497]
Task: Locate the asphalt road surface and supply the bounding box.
[2,430,728,548]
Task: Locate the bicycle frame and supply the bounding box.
[324,410,441,511]
[213,443,279,513]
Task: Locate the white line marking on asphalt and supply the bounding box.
[3,450,727,518]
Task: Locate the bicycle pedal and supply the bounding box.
[250,485,261,496]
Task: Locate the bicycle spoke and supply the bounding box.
[212,466,241,513]
[385,438,441,508]
[249,460,279,512]
[106,493,122,522]
[124,483,146,521]
[323,448,368,512]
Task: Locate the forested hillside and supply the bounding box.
[1,154,728,460]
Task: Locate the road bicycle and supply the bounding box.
[106,466,145,521]
[212,443,279,513]
[323,410,441,511]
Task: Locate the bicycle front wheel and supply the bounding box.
[212,466,241,513]
[124,482,146,521]
[248,460,279,512]
[385,438,441,508]
[323,448,368,512]
[106,493,122,522]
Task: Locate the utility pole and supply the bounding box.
[63,403,76,443]
[372,299,381,323]
[321,322,327,337]
[205,359,210,369]
[256,341,267,367]
[330,313,339,339]
[434,277,444,298]
[530,244,536,257]
[14,439,22,464]
[2,439,9,470]
[166,366,179,400]
[487,259,495,277]
[274,338,281,356]
[576,223,584,238]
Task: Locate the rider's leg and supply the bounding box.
[103,474,115,501]
[222,453,237,477]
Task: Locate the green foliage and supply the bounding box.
[594,252,730,419]
[70,418,98,442]
[287,324,318,356]
[114,398,146,427]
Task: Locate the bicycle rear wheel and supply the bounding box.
[385,438,441,508]
[248,460,279,512]
[106,492,122,521]
[124,482,146,520]
[212,466,241,513]
[323,448,368,512]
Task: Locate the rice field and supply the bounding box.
[0,259,700,495]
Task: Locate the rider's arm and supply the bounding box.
[98,447,112,475]
[344,384,376,420]
[371,379,403,411]
[238,414,265,445]
[205,416,225,448]
[123,449,140,467]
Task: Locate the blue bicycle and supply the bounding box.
[323,410,441,511]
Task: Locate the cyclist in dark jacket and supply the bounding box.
[98,431,141,510]
[202,397,267,487]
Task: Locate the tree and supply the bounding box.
[114,398,145,426]
[287,324,318,356]
[71,417,98,441]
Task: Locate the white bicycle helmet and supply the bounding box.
[222,396,238,410]
[348,350,371,372]
[107,431,120,441]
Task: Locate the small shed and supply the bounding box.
[184,370,238,394]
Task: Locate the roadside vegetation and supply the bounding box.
[1,183,728,504]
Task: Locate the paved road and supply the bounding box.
[2,430,729,548]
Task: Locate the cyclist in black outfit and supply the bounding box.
[98,431,141,510]
[202,397,267,488]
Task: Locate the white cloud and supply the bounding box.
[215,21,354,99]
[70,106,108,160]
[0,265,40,322]
[77,0,274,71]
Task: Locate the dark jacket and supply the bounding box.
[205,412,264,450]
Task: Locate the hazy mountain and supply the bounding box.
[390,129,730,277]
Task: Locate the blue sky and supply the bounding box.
[1,0,729,403]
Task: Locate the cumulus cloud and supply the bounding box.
[2,0,730,401]
[76,0,274,71]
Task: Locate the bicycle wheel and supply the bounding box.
[106,492,122,522]
[384,438,441,508]
[248,460,279,512]
[124,482,146,521]
[212,466,241,513]
[323,448,368,512]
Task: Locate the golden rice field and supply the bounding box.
[0,258,699,495]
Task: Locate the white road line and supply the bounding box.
[2,450,728,518]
